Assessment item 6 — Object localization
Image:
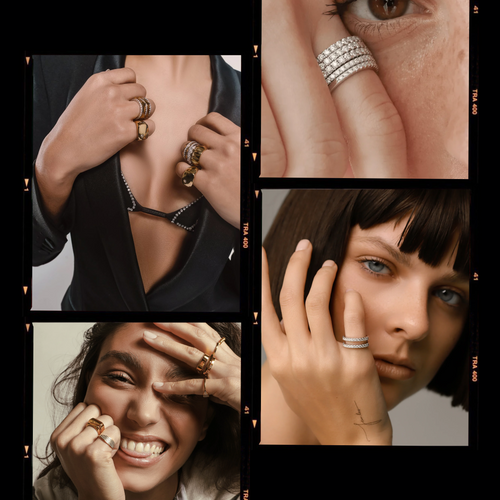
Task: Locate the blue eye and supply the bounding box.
[434,289,462,306]
[362,259,390,274]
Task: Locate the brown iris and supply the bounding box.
[368,0,409,20]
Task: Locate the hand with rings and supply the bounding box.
[175,112,241,228]
[50,403,125,500]
[143,323,241,413]
[261,0,407,178]
[35,67,156,221]
[261,242,392,445]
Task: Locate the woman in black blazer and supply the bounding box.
[32,55,241,312]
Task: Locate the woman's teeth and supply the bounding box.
[120,438,165,456]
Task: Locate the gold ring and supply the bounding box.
[212,337,226,356]
[86,418,105,436]
[98,434,116,449]
[196,353,210,374]
[202,378,209,398]
[131,97,152,121]
[182,140,207,167]
[136,120,149,141]
[202,358,215,377]
[181,166,199,187]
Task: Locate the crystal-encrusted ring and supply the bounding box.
[182,140,207,167]
[316,36,378,90]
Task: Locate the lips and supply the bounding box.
[373,355,416,381]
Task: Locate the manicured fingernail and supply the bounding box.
[322,260,335,267]
[295,239,310,251]
[153,382,164,389]
[143,331,157,340]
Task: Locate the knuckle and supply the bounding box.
[305,290,330,313]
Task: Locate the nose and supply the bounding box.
[384,280,430,342]
[126,387,162,428]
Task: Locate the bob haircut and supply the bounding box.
[263,189,470,411]
[37,322,241,495]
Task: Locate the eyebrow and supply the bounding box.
[97,350,198,381]
[356,236,469,284]
[356,236,412,266]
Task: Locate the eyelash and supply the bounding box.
[105,372,132,384]
[358,258,466,308]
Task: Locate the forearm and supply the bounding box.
[34,135,78,226]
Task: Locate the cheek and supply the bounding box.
[375,10,469,176]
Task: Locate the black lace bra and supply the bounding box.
[121,172,203,232]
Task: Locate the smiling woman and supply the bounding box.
[261,189,471,445]
[33,322,241,500]
[260,0,470,178]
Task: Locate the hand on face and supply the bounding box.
[261,0,406,178]
[262,241,392,445]
[50,403,125,500]
[144,323,241,413]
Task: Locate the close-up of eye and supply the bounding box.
[434,288,465,308]
[338,0,424,21]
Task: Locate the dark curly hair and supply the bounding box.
[36,322,241,495]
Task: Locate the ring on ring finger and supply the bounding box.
[99,434,116,449]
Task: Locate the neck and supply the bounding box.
[125,55,211,84]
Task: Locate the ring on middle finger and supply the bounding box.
[316,36,378,91]
[86,417,105,436]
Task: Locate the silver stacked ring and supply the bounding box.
[342,335,369,349]
[182,140,199,165]
[317,36,378,90]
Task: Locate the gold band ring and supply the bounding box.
[86,418,105,436]
[212,337,226,356]
[131,97,152,121]
[136,121,149,141]
[202,358,215,377]
[98,434,116,449]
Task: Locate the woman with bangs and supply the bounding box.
[261,189,471,445]
[33,322,241,499]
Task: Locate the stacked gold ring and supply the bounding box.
[86,418,105,436]
[131,97,152,141]
[182,140,207,167]
[131,97,153,121]
[196,337,226,377]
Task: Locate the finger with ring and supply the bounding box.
[86,417,105,436]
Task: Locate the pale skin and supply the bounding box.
[261,0,469,178]
[35,55,240,294]
[50,323,241,500]
[261,221,469,445]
